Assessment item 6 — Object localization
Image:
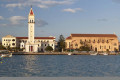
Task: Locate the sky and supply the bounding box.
[0,0,120,41]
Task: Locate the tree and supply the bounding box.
[79,41,90,51]
[0,45,6,50]
[45,46,53,51]
[79,46,90,51]
[58,35,65,52]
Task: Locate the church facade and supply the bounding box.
[2,8,56,52]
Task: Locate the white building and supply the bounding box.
[2,7,56,52]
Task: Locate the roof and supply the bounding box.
[66,36,72,40]
[71,34,117,37]
[3,35,15,38]
[29,8,34,15]
[16,37,55,39]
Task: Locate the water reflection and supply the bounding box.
[22,55,39,75]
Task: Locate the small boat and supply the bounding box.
[68,53,72,55]
[103,52,108,55]
[0,53,12,58]
[90,52,97,55]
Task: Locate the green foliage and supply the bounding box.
[58,35,65,52]
[79,41,90,51]
[0,45,6,50]
[79,46,90,51]
[45,46,53,51]
[11,47,20,52]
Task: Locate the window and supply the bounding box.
[4,39,5,41]
[12,43,15,46]
[4,44,5,45]
[91,46,92,49]
[41,44,43,46]
[100,46,101,49]
[12,39,15,41]
[38,44,39,46]
[93,39,95,43]
[97,40,100,43]
[45,44,46,46]
[32,20,33,23]
[109,46,110,49]
[30,20,31,23]
[107,40,109,43]
[52,44,53,46]
[48,44,49,46]
[85,39,86,42]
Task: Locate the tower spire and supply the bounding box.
[29,6,34,15]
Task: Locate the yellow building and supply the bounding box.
[65,34,119,52]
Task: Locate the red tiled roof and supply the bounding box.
[30,9,33,15]
[16,37,55,39]
[71,34,117,37]
[66,36,72,40]
[35,37,55,39]
[16,37,28,39]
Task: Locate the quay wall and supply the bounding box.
[13,52,118,55]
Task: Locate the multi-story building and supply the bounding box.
[2,35,55,52]
[2,7,56,52]
[65,34,119,52]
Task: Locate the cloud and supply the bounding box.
[0,16,4,20]
[37,4,48,8]
[4,0,75,9]
[36,19,48,27]
[9,16,26,25]
[97,19,108,21]
[6,3,22,8]
[0,16,48,27]
[62,8,83,13]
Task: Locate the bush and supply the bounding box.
[45,46,53,51]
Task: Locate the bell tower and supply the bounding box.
[28,7,35,44]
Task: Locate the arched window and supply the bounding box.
[30,20,31,23]
[32,20,33,23]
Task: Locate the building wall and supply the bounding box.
[2,35,56,52]
[2,35,17,48]
[66,35,119,52]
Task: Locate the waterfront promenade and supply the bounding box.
[12,52,118,55]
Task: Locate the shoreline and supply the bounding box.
[12,52,118,55]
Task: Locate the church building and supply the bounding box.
[2,7,56,52]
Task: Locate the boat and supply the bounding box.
[0,53,12,58]
[68,53,72,55]
[103,52,108,55]
[90,52,97,55]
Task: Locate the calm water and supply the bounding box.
[0,55,120,77]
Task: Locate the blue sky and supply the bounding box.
[0,0,120,41]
